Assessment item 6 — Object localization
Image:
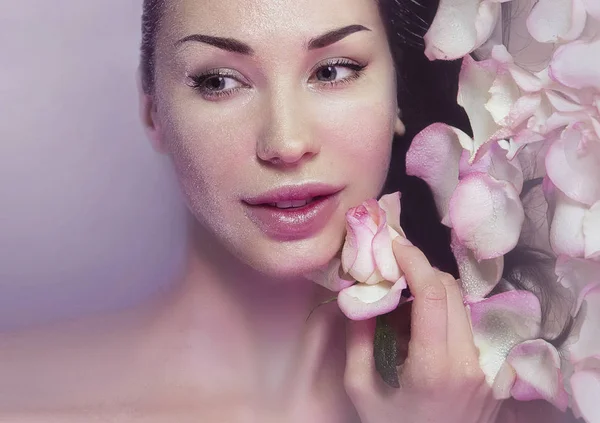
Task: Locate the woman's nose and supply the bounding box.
[255,93,320,166]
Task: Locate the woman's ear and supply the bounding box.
[394,108,406,136]
[136,68,167,154]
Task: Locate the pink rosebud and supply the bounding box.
[341,193,405,284]
[337,192,409,320]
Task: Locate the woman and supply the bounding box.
[0,0,578,421]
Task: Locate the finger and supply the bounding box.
[344,318,379,398]
[392,238,447,353]
[433,269,479,360]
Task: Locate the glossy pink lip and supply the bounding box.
[243,183,344,241]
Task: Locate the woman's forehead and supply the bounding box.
[159,0,384,42]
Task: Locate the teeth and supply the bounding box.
[291,199,309,207]
[275,201,293,209]
[273,198,313,209]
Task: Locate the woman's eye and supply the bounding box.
[189,72,247,100]
[310,60,366,87]
[201,76,242,92]
[314,65,351,82]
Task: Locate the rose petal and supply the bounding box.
[505,130,546,160]
[459,142,524,194]
[458,55,510,160]
[406,123,464,226]
[304,257,356,292]
[451,230,504,301]
[507,94,544,130]
[544,180,586,258]
[569,285,600,362]
[545,90,588,113]
[424,0,501,60]
[526,94,555,135]
[546,127,600,206]
[363,198,384,227]
[555,255,600,315]
[469,290,542,384]
[584,201,600,259]
[378,192,403,236]
[342,206,379,282]
[492,361,517,400]
[372,227,404,283]
[507,339,569,411]
[337,277,407,321]
[486,68,523,125]
[550,37,600,91]
[544,111,589,135]
[526,0,588,43]
[570,369,600,423]
[583,0,600,20]
[449,173,525,260]
[508,65,544,93]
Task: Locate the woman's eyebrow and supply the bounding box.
[308,24,371,49]
[174,24,371,55]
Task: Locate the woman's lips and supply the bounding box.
[243,184,343,241]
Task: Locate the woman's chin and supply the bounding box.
[241,233,344,280]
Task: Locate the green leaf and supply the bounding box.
[374,314,400,388]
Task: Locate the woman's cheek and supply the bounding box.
[159,108,245,227]
[317,98,394,191]
[165,101,245,178]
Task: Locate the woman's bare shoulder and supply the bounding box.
[0,305,160,414]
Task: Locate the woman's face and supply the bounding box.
[143,0,401,277]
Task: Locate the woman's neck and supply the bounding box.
[152,220,347,405]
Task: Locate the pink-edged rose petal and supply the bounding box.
[424,0,501,60]
[507,339,569,411]
[526,0,588,43]
[546,127,600,206]
[451,230,504,301]
[337,277,407,321]
[406,123,464,226]
[571,365,600,423]
[342,201,381,283]
[449,173,525,260]
[459,142,524,194]
[584,201,600,259]
[550,37,600,91]
[568,285,600,362]
[470,290,542,385]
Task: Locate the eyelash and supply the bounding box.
[188,58,367,100]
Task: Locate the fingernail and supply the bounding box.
[394,236,413,246]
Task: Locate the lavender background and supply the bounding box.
[0,1,187,330]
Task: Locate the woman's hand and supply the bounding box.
[343,237,502,423]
